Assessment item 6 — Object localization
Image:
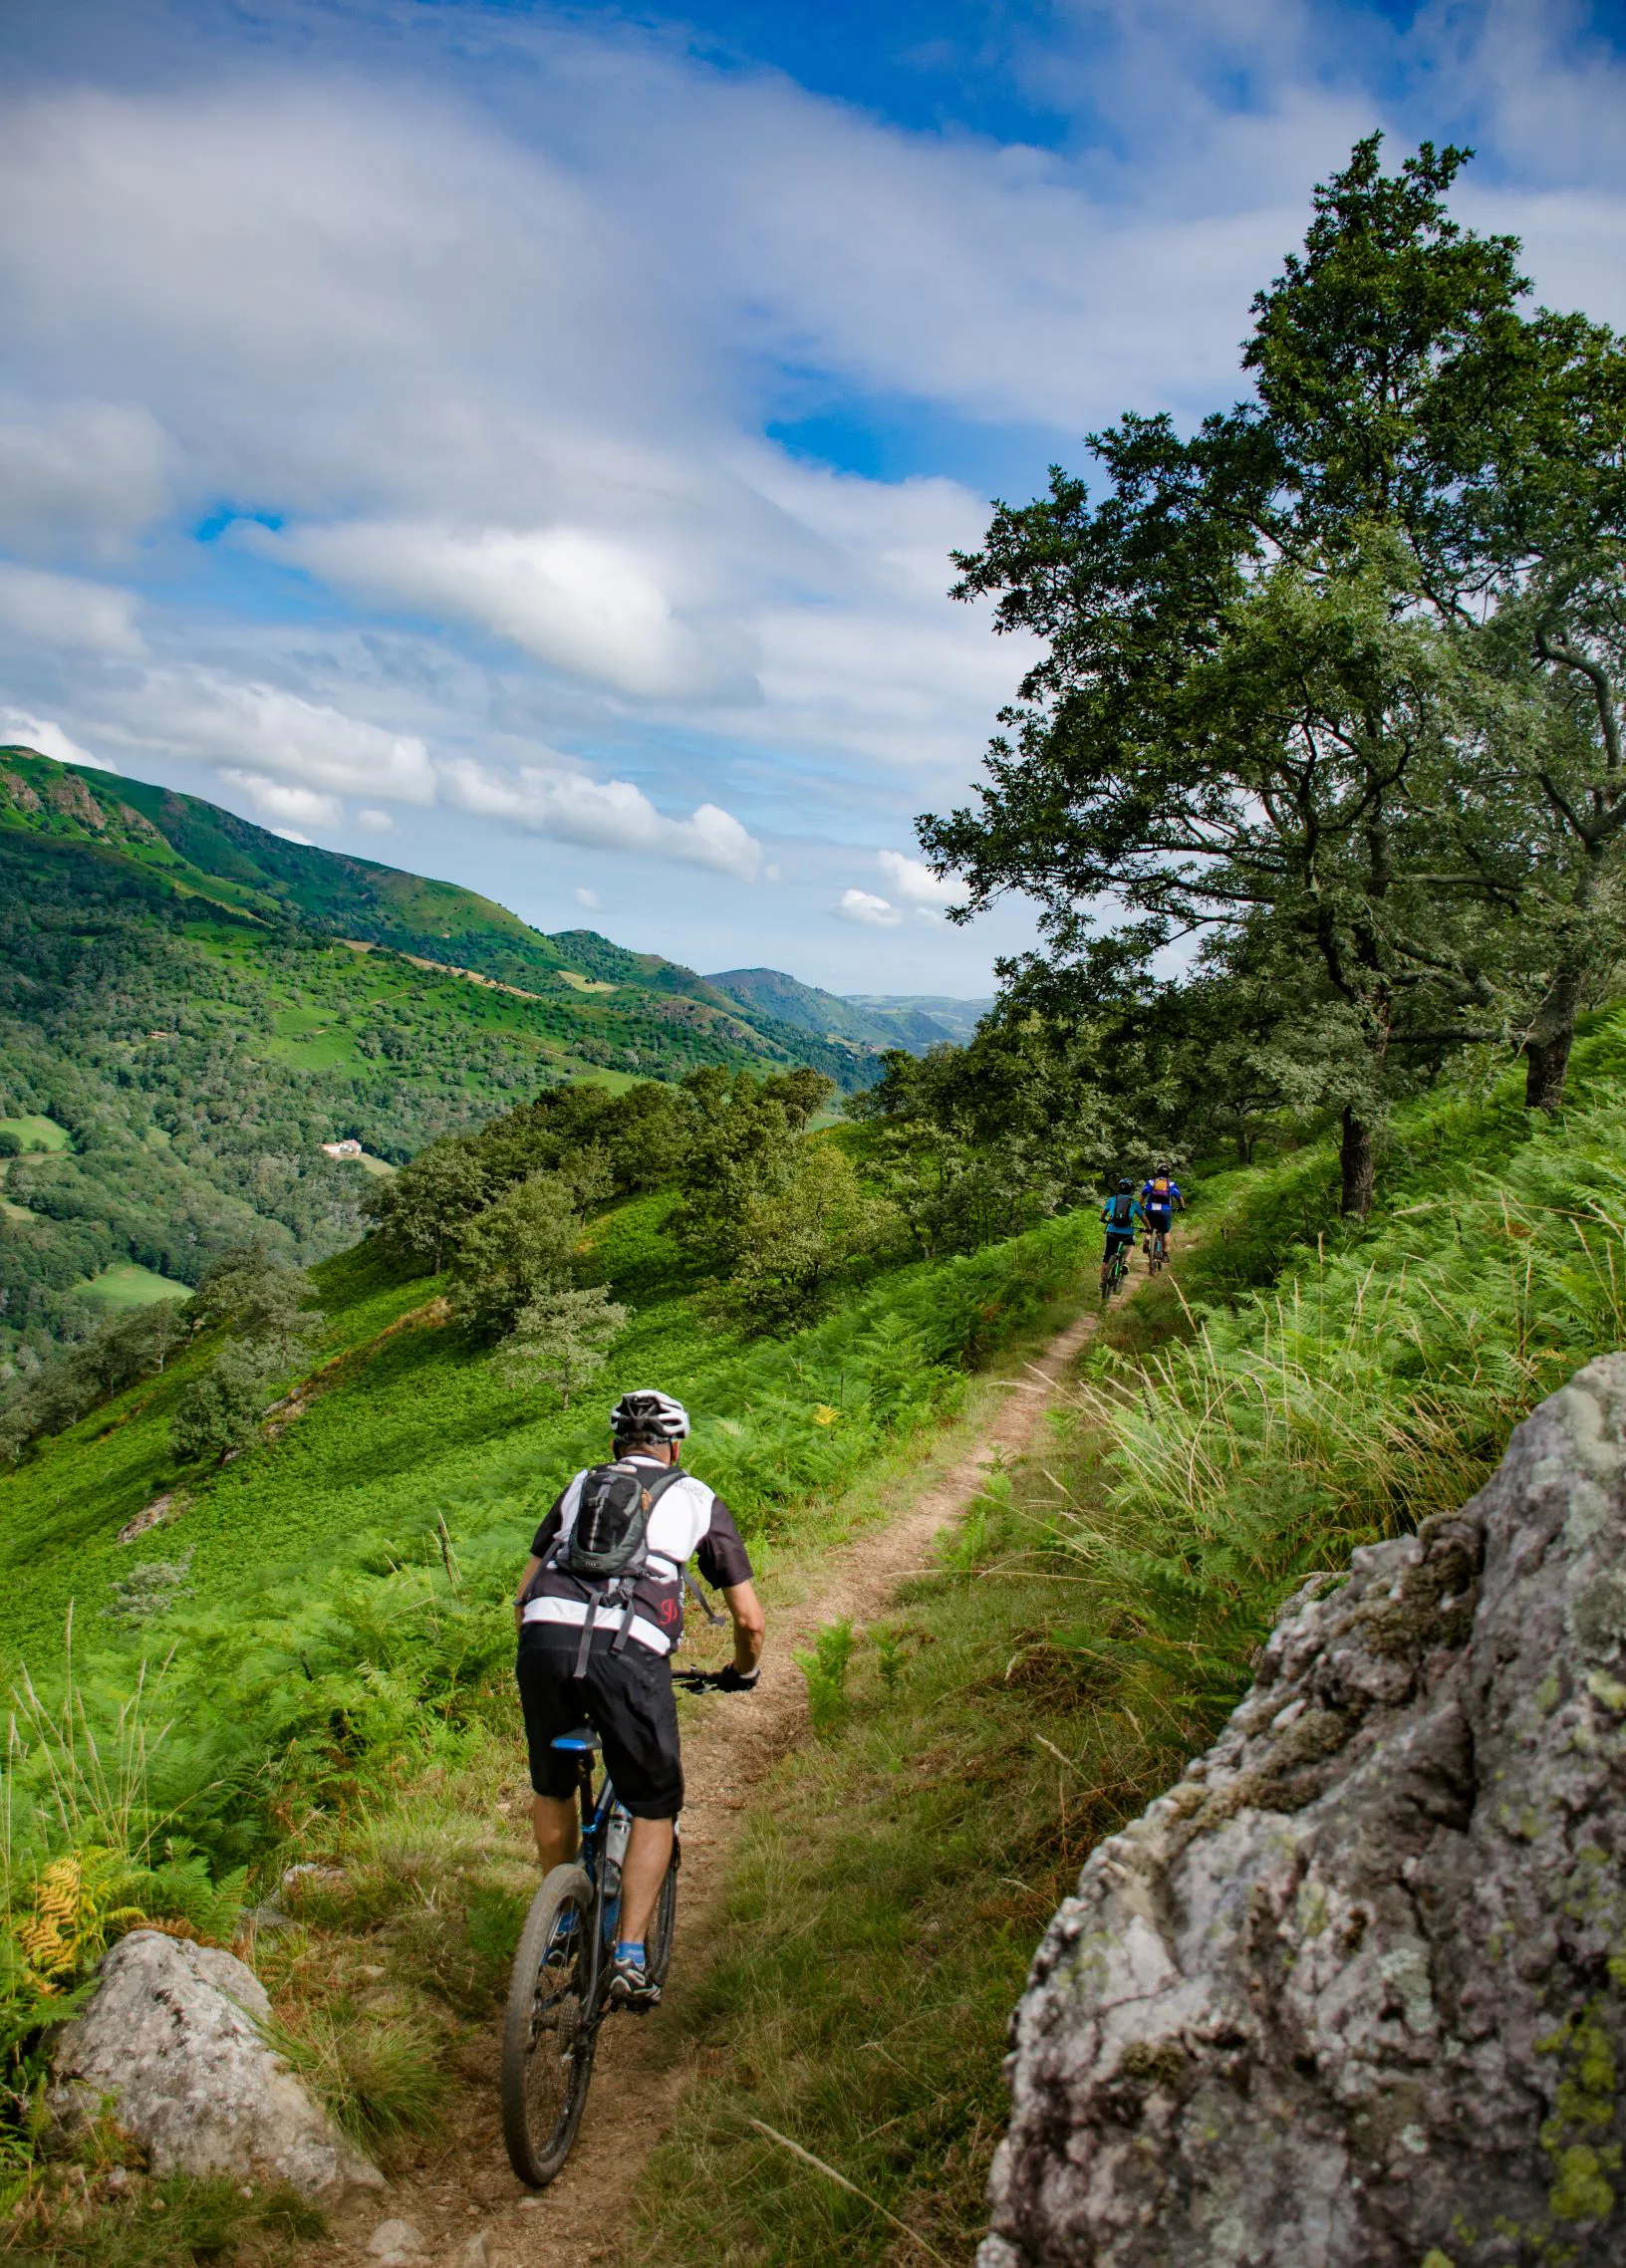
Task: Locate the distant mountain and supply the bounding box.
[706,967,988,1053]
[843,993,996,1044]
[0,746,879,1091]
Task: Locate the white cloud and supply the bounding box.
[106,671,436,804]
[574,884,600,908]
[877,849,967,908]
[439,756,762,881]
[355,806,394,833]
[0,564,143,656]
[218,769,342,829]
[834,887,904,928]
[0,707,114,770]
[0,2,1620,993]
[277,521,733,701]
[271,828,314,846]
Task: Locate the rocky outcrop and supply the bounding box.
[51,1930,382,2201]
[981,1354,1626,2268]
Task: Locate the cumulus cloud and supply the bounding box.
[834,887,904,927]
[0,707,113,770]
[107,671,436,804]
[218,769,342,830]
[0,564,143,656]
[276,520,729,701]
[877,849,967,908]
[439,755,762,880]
[575,884,601,908]
[355,806,394,833]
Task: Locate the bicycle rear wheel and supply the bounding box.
[502,1864,598,2187]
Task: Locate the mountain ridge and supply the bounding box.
[0,748,989,1076]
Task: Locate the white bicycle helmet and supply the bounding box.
[609,1388,690,1441]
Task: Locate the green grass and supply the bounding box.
[0,1199,1100,1899]
[73,1263,192,1313]
[624,1332,1205,2266]
[0,1114,69,1151]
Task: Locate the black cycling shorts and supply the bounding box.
[516,1630,683,1819]
[1103,1228,1135,1256]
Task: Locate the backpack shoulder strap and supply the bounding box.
[640,1463,688,1513]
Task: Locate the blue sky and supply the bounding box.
[2,0,1624,994]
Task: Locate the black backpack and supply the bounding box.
[1110,1191,1135,1228]
[547,1461,688,1671]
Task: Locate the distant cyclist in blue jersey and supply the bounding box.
[1099,1179,1146,1299]
[1141,1163,1185,1270]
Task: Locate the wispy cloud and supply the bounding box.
[439,754,762,881]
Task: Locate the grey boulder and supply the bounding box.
[981,1353,1626,2267]
[51,1929,383,2201]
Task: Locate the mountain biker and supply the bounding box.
[513,1388,765,2011]
[1100,1178,1145,1291]
[1141,1164,1185,1263]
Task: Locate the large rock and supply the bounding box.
[981,1354,1626,2268]
[51,1929,383,2200]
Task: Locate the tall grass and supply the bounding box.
[1070,1063,1626,1687]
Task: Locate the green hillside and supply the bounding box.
[0,746,878,1089]
[706,966,960,1051]
[0,748,903,1359]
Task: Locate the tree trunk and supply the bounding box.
[1340,1106,1375,1219]
[1523,966,1583,1114]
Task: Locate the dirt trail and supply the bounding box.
[329,1292,1109,2267]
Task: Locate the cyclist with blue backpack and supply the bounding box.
[1099,1178,1146,1299]
[513,1388,765,2011]
[1141,1164,1185,1270]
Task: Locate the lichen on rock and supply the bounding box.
[980,1354,1626,2267]
[50,1929,382,2202]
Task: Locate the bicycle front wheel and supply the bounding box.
[502,1864,598,2187]
[646,1838,679,1990]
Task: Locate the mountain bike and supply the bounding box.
[1146,1222,1170,1276]
[501,1665,730,2188]
[1100,1240,1131,1303]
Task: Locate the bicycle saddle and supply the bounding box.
[550,1724,601,1753]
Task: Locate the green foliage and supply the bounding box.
[793,1620,853,1737]
[925,134,1626,1189]
[451,1171,583,1332]
[166,1250,323,1466]
[847,1016,1128,1256]
[0,767,886,1366]
[498,1285,629,1407]
[717,1141,898,1332]
[363,1137,491,1274]
[169,1342,278,1467]
[265,2003,445,2148]
[0,1299,188,1464]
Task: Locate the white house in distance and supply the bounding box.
[321,1137,364,1159]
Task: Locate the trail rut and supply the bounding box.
[321,1290,1110,2268]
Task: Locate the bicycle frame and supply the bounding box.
[550,1735,627,2039]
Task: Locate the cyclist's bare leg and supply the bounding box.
[619,1817,676,1944]
[532,1792,580,1871]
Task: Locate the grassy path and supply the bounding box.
[301,1282,1112,2268]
